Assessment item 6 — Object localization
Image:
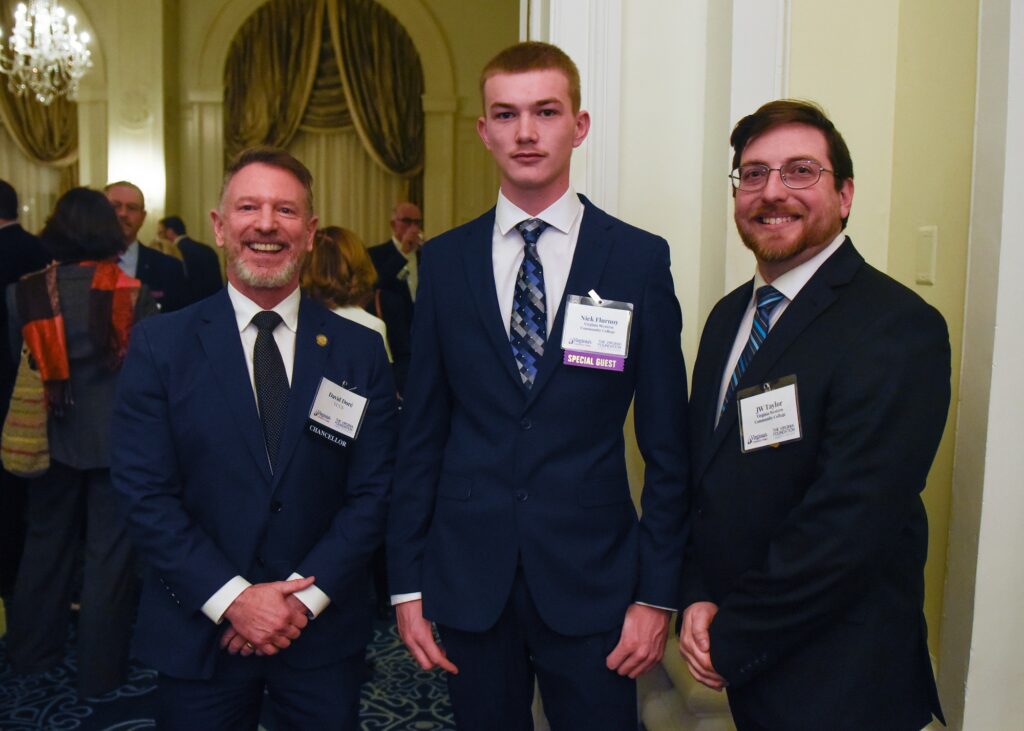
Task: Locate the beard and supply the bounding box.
[736,204,841,264]
[229,248,304,289]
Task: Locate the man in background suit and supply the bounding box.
[368,201,423,316]
[679,100,948,730]
[158,214,225,302]
[112,148,396,729]
[105,181,188,312]
[387,42,689,730]
[0,179,50,602]
[368,201,421,391]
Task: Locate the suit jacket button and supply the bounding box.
[520,418,531,430]
[256,557,265,567]
[515,490,528,502]
[270,501,283,513]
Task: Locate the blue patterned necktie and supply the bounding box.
[252,310,289,472]
[510,218,550,387]
[720,285,786,416]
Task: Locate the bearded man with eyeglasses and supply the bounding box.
[679,99,949,731]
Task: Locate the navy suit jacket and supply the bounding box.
[387,196,689,637]
[111,291,396,679]
[0,223,48,418]
[684,239,947,729]
[136,242,188,312]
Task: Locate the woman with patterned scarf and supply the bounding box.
[5,187,157,699]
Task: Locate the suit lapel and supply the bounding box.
[699,239,862,478]
[525,196,614,407]
[270,297,329,487]
[460,209,525,390]
[197,291,272,484]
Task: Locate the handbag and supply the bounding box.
[1,346,50,477]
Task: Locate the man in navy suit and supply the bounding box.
[105,181,189,312]
[387,42,689,730]
[112,148,396,729]
[0,179,49,602]
[368,201,423,315]
[158,214,225,303]
[678,100,948,730]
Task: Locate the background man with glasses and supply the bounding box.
[679,99,949,730]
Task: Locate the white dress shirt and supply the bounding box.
[391,237,419,302]
[715,233,848,425]
[118,240,140,277]
[493,187,584,336]
[200,284,330,623]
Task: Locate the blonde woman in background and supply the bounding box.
[302,226,393,360]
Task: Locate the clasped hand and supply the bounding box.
[678,601,726,690]
[220,576,315,657]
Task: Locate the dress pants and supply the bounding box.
[438,568,637,731]
[157,653,364,731]
[6,462,136,698]
[0,466,27,599]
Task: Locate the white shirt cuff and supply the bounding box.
[636,601,677,612]
[201,576,252,624]
[391,592,422,605]
[288,572,331,617]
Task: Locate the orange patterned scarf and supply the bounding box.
[16,261,141,416]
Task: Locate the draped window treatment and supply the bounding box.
[223,0,425,211]
[0,0,80,221]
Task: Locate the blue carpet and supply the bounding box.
[0,618,455,730]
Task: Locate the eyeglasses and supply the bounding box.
[396,217,423,226]
[729,160,834,191]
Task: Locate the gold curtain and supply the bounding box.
[223,0,424,203]
[299,34,353,131]
[327,0,424,202]
[0,0,79,191]
[222,0,325,160]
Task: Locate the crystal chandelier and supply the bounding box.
[0,1,92,105]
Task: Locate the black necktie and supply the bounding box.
[252,311,289,472]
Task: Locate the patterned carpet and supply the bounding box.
[0,617,455,731]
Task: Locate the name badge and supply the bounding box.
[560,291,634,372]
[738,375,802,452]
[307,377,368,446]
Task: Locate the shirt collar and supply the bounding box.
[495,187,582,237]
[752,232,847,303]
[227,283,301,333]
[391,236,415,261]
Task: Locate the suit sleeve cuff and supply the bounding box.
[201,576,251,624]
[287,572,331,618]
[636,600,677,612]
[391,592,422,606]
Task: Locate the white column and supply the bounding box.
[530,0,623,214]
[938,0,1024,728]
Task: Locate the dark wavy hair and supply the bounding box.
[41,187,125,262]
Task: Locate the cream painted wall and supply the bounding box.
[886,0,977,655]
[787,0,900,272]
[619,0,711,363]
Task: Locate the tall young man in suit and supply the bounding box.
[105,181,188,312]
[387,42,689,730]
[112,148,396,729]
[679,100,948,730]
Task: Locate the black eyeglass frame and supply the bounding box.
[729,160,835,191]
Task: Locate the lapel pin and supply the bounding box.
[316,334,328,347]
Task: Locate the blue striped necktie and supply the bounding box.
[721,285,785,415]
[510,218,550,387]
